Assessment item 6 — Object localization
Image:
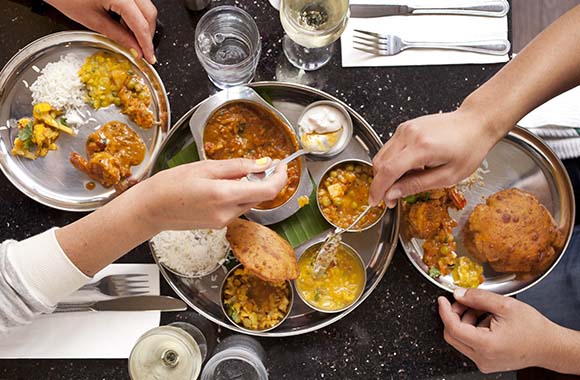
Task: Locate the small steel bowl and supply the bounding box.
[316,159,387,232]
[296,100,353,158]
[295,241,366,313]
[220,264,294,333]
[189,86,312,225]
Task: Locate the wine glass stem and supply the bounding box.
[282,35,335,71]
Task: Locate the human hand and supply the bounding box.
[45,0,157,64]
[139,158,288,232]
[369,107,501,208]
[438,288,557,373]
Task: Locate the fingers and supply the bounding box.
[387,165,456,202]
[75,10,143,56]
[453,288,512,317]
[438,295,489,347]
[134,0,158,38]
[461,309,486,325]
[370,147,427,207]
[109,0,156,63]
[203,158,273,179]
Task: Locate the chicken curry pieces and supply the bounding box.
[70,121,145,188]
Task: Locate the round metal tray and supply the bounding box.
[400,127,575,296]
[150,82,399,337]
[0,31,169,211]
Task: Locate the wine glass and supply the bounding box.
[280,0,349,71]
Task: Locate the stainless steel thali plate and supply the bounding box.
[150,82,399,337]
[400,127,575,296]
[0,31,169,211]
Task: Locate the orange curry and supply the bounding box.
[203,102,300,209]
[70,121,146,188]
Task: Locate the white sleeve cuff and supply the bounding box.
[6,228,91,307]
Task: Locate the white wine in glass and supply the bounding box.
[280,0,349,71]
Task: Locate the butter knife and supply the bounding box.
[53,295,187,313]
[350,0,509,18]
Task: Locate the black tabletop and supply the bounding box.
[0,1,515,379]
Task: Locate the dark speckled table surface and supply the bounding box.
[0,1,516,379]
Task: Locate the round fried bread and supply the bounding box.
[463,188,564,273]
[226,219,299,282]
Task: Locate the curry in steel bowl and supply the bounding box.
[317,160,386,231]
[203,101,301,210]
[221,265,293,332]
[296,241,366,313]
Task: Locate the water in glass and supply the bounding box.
[195,6,261,89]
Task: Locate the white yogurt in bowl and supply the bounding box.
[297,100,353,156]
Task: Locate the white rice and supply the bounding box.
[30,53,86,111]
[151,228,229,277]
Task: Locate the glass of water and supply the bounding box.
[195,6,262,89]
[280,0,349,71]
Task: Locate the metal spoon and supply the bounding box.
[313,205,373,276]
[246,149,308,182]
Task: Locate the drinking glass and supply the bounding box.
[195,6,262,89]
[280,0,349,71]
[128,322,208,380]
[200,335,268,380]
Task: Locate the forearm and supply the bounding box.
[462,5,580,141]
[538,325,580,375]
[56,182,158,277]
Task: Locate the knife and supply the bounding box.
[350,0,509,18]
[53,296,188,313]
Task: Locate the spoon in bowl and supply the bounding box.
[246,149,308,182]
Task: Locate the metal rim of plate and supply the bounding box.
[0,31,170,211]
[400,126,575,297]
[149,81,400,337]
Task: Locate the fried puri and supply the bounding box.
[226,219,299,282]
[463,188,564,273]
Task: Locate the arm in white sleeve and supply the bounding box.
[0,228,90,332]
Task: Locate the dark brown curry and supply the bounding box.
[203,102,301,209]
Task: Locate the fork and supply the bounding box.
[78,274,149,296]
[353,30,510,56]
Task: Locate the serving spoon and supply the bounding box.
[312,205,373,276]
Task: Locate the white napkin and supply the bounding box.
[518,85,580,160]
[341,0,509,67]
[0,264,160,359]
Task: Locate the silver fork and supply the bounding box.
[78,274,149,296]
[353,30,510,56]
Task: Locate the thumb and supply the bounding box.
[453,288,510,317]
[386,166,451,202]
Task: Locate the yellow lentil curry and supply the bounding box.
[222,266,291,331]
[79,51,155,129]
[296,243,365,312]
[318,161,385,229]
[203,102,301,210]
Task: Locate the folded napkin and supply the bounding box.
[341,0,509,67]
[518,85,580,160]
[0,264,160,359]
